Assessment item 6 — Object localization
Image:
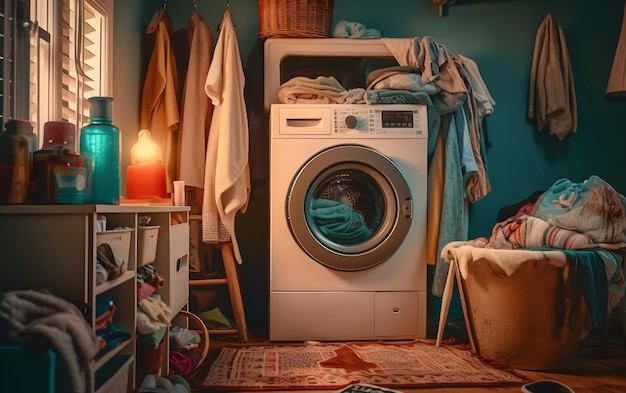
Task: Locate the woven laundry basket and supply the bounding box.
[257,0,335,40]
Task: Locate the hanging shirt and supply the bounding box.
[179,12,213,190]
[140,10,180,192]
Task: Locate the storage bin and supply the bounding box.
[455,249,588,370]
[0,345,56,393]
[137,225,160,267]
[97,228,132,266]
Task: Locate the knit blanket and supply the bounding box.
[0,290,102,393]
[532,175,626,243]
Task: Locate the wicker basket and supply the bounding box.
[257,0,335,40]
[172,310,210,374]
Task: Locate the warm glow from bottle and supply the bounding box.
[131,129,161,164]
[126,129,167,199]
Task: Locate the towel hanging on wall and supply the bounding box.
[202,9,251,264]
[527,13,577,141]
[606,0,626,100]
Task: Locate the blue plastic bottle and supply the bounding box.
[80,97,120,204]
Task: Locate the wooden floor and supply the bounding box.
[189,321,626,393]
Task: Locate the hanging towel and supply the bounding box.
[202,10,250,263]
[141,10,180,192]
[179,12,213,190]
[455,60,492,203]
[431,114,466,296]
[527,13,577,141]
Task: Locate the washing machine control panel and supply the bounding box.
[332,106,425,135]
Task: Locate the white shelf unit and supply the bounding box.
[134,207,191,379]
[0,204,189,393]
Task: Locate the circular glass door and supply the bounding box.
[287,144,413,271]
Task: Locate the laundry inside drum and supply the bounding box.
[307,168,385,246]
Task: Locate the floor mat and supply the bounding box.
[199,339,530,391]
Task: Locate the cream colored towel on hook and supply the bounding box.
[202,10,250,263]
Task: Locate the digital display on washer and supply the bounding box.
[381,110,414,128]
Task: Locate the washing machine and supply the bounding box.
[269,103,428,341]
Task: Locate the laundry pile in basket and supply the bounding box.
[442,175,626,329]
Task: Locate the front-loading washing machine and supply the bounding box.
[269,104,428,341]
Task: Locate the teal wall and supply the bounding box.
[116,0,626,336]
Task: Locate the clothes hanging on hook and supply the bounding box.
[147,7,167,34]
[179,12,213,192]
[141,8,180,192]
[202,9,250,264]
[178,11,213,274]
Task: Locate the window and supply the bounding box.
[1,0,112,151]
[1,0,30,126]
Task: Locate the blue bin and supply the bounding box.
[0,345,56,393]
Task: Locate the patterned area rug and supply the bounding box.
[200,340,530,390]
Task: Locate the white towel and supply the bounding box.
[202,10,250,263]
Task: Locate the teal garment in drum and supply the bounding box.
[309,198,372,244]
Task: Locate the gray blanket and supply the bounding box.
[0,290,101,393]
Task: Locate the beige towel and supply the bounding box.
[202,10,250,263]
[178,12,213,190]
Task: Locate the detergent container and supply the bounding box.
[80,97,120,205]
[0,119,36,204]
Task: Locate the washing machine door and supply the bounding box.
[287,144,413,271]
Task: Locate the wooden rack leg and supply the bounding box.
[436,259,456,346]
[219,241,249,342]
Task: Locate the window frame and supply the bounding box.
[2,0,31,126]
[1,0,113,150]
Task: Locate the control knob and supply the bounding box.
[344,115,358,129]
